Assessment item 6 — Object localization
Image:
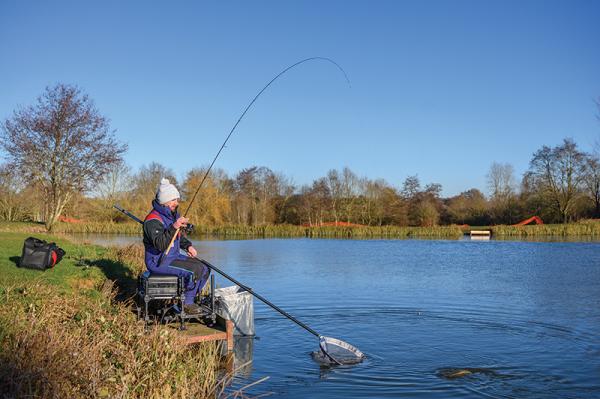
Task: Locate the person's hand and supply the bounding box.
[173,216,189,229]
[187,246,198,257]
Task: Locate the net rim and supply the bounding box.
[319,336,365,360]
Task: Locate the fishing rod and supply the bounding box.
[113,204,364,365]
[165,57,351,254]
[113,205,319,333]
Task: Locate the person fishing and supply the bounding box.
[143,178,209,314]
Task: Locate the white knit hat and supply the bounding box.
[156,178,180,204]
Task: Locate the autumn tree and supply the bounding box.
[1,84,127,230]
[127,162,177,217]
[181,167,231,226]
[401,176,443,226]
[446,188,488,225]
[359,178,405,225]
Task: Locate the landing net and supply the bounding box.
[311,336,365,365]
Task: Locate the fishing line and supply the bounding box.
[182,56,351,218]
[166,57,351,252]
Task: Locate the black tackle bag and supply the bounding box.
[19,237,66,270]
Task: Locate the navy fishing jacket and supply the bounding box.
[143,199,192,268]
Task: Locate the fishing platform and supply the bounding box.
[469,230,491,237]
[163,315,234,350]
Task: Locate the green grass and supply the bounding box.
[0,231,109,291]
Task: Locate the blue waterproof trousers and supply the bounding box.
[146,254,210,304]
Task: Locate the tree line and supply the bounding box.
[1,84,599,230]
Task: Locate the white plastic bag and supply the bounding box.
[214,286,255,336]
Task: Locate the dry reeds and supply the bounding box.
[195,224,463,239]
[0,281,220,398]
[492,220,600,237]
[41,221,464,239]
[107,243,146,275]
[53,221,142,235]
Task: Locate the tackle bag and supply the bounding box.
[19,237,66,270]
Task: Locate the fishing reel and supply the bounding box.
[183,223,195,235]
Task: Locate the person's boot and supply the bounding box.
[184,303,202,314]
[197,295,211,307]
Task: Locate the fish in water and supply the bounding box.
[437,367,498,379]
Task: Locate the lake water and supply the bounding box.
[82,235,600,398]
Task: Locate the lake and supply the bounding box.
[82,235,600,398]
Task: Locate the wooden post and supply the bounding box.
[226,320,234,351]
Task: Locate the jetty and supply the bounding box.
[163,315,235,350]
[469,230,491,239]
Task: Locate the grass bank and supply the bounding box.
[0,232,221,398]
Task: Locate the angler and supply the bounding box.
[143,178,209,314]
[121,57,363,365]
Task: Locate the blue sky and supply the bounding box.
[1,1,599,196]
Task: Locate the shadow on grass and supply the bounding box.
[8,257,19,266]
[89,258,138,302]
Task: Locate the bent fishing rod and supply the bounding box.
[113,204,343,364]
[165,57,350,254]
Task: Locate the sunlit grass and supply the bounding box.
[0,232,221,398]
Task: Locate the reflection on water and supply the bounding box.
[75,234,600,398]
[232,336,255,378]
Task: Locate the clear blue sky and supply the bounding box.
[1,0,599,196]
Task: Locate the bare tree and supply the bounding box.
[0,164,28,221]
[128,162,177,216]
[340,167,359,223]
[401,175,421,199]
[301,178,331,225]
[325,169,342,223]
[1,84,127,230]
[487,162,515,199]
[232,166,286,225]
[96,161,131,202]
[359,177,405,226]
[528,138,586,222]
[487,162,517,223]
[273,172,296,223]
[583,155,600,217]
[588,98,600,217]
